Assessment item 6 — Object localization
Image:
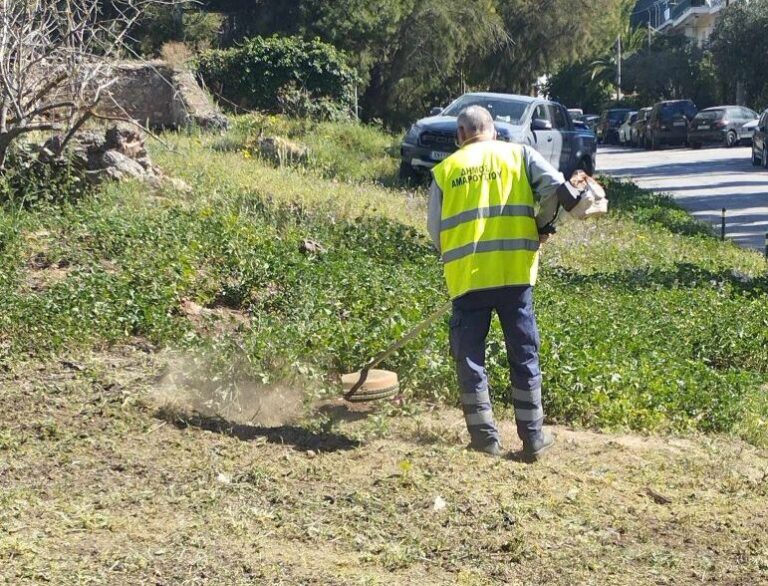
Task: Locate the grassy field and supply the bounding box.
[1,349,766,584]
[1,116,767,583]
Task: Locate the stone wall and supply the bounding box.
[97,60,227,130]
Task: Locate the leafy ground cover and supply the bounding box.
[1,118,765,443]
[1,116,767,583]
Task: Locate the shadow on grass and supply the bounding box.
[156,406,361,453]
[315,402,372,424]
[601,176,718,239]
[549,262,768,295]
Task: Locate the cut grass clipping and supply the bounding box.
[0,116,766,447]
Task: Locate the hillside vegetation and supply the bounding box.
[1,116,766,443]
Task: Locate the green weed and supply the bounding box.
[0,116,765,445]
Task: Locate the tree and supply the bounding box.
[203,0,632,126]
[544,61,614,113]
[475,0,632,95]
[622,33,718,108]
[0,0,158,168]
[710,0,768,108]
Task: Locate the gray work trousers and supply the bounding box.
[449,285,544,446]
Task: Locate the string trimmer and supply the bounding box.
[341,300,452,403]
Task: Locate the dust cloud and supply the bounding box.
[153,353,307,427]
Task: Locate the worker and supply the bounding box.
[428,105,590,462]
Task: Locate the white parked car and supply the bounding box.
[743,118,759,143]
[618,111,638,145]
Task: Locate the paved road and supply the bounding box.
[596,144,768,251]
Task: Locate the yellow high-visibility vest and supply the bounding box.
[432,140,539,299]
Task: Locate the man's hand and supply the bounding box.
[539,233,551,245]
[569,170,589,191]
[566,173,609,219]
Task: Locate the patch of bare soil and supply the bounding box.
[24,251,72,291]
[179,299,250,337]
[1,348,766,585]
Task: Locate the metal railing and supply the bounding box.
[667,0,725,23]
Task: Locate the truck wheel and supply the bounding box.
[577,157,595,176]
[398,161,419,184]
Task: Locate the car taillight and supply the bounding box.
[714,120,727,129]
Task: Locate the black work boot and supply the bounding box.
[467,439,503,457]
[521,431,555,462]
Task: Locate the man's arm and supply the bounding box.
[427,179,443,253]
[522,146,583,233]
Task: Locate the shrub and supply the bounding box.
[197,36,357,119]
[133,6,223,56]
[0,149,94,209]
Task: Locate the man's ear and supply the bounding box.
[457,126,466,146]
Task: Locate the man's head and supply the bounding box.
[457,106,496,147]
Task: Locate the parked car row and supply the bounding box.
[398,93,767,181]
[600,100,759,151]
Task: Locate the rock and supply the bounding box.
[299,238,327,255]
[146,175,192,193]
[39,135,64,162]
[256,136,308,165]
[35,125,192,189]
[172,68,229,131]
[432,495,447,512]
[100,150,148,180]
[104,125,147,159]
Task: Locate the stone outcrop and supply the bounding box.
[254,136,308,165]
[94,60,227,131]
[40,125,190,191]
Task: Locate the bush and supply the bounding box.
[0,149,94,209]
[197,35,357,119]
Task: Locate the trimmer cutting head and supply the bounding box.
[341,369,399,403]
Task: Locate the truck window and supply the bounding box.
[548,105,568,129]
[533,104,551,123]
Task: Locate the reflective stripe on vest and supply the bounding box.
[432,141,539,299]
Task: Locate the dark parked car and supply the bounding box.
[645,100,698,149]
[597,108,631,144]
[751,108,768,168]
[399,92,598,180]
[688,106,759,149]
[630,107,652,147]
[583,114,600,134]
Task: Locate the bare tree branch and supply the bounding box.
[0,0,173,169]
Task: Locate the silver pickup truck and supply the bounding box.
[400,92,597,181]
